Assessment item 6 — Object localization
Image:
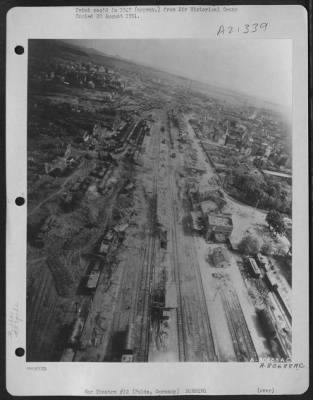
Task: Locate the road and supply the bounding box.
[28,160,88,216]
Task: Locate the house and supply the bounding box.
[87,80,95,89]
[197,184,222,203]
[283,218,292,243]
[190,211,204,232]
[200,200,218,215]
[211,247,231,268]
[205,213,233,242]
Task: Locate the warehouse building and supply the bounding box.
[205,213,233,242]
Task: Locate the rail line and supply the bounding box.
[189,237,218,361]
[221,286,258,361]
[167,117,219,361]
[169,167,217,361]
[84,119,153,361]
[169,174,187,361]
[135,119,160,361]
[165,121,187,361]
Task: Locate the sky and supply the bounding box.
[75,39,292,107]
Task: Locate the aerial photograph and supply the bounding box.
[27,39,292,362]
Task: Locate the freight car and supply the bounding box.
[256,306,290,360]
[121,323,135,362]
[256,253,270,272]
[68,317,85,347]
[67,301,90,348]
[273,288,292,323]
[98,229,117,255]
[247,257,261,277]
[86,269,101,291]
[98,168,111,191]
[60,348,75,362]
[264,272,278,290]
[256,308,276,337]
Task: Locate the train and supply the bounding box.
[256,253,270,271]
[98,168,112,192]
[256,305,290,360]
[273,287,292,323]
[60,348,75,362]
[86,269,101,291]
[247,257,261,277]
[68,317,85,348]
[263,271,278,290]
[64,301,90,351]
[252,256,291,326]
[98,229,117,255]
[159,228,167,250]
[121,323,135,362]
[256,308,276,337]
[84,258,103,292]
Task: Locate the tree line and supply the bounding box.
[226,168,291,216]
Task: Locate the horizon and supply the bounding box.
[68,39,292,109]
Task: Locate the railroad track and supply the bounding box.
[221,286,258,362]
[94,120,158,361]
[169,175,187,361]
[133,123,147,160]
[135,191,157,361]
[166,119,218,361]
[169,168,217,361]
[189,238,218,361]
[165,122,187,361]
[135,119,161,361]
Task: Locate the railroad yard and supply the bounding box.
[27,40,292,363]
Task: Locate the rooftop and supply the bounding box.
[262,169,292,179]
[212,247,230,266]
[200,200,218,214]
[165,281,178,309]
[208,214,232,227]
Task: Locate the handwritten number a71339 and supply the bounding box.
[217,22,268,36]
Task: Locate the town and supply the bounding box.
[27,40,292,363]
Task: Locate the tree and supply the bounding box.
[238,235,260,256]
[266,210,285,236]
[261,241,274,256]
[232,171,265,205]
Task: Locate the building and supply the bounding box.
[262,169,292,184]
[283,218,292,244]
[197,184,222,203]
[247,257,261,277]
[211,246,231,268]
[200,200,218,214]
[205,213,233,242]
[190,211,204,232]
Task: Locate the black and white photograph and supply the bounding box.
[26,38,293,363]
[6,5,309,396]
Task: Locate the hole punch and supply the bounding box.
[15,347,25,357]
[15,197,25,206]
[14,45,24,55]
